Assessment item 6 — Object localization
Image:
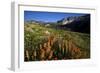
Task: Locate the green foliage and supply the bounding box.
[24,23,90,61]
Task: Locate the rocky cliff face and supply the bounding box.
[57,14,90,34]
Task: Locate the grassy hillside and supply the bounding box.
[24,23,90,61]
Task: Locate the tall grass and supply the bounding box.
[24,23,90,61]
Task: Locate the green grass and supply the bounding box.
[24,23,90,61]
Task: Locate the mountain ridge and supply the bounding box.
[24,14,90,34]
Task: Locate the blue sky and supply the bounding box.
[24,11,87,22]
